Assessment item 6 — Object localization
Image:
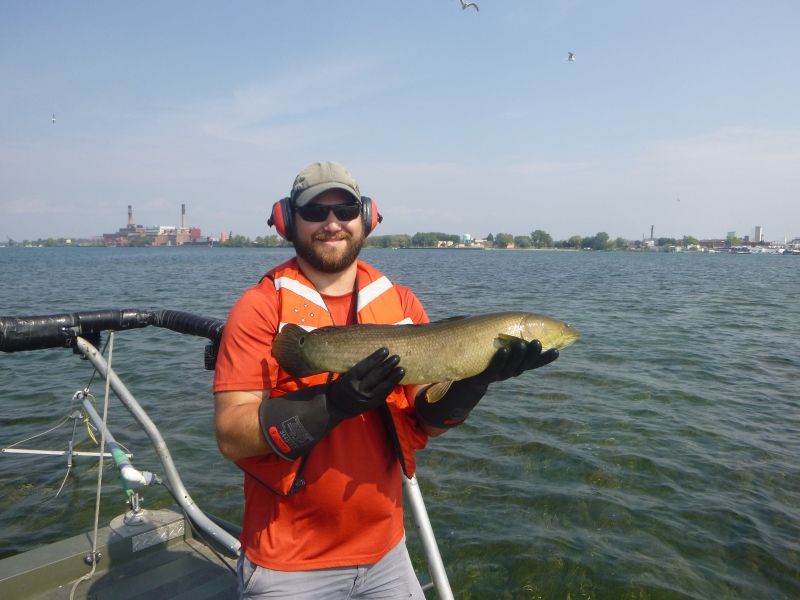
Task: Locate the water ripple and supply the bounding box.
[2,248,800,598]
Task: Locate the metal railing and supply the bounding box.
[1,309,455,597]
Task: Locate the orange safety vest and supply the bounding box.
[249,258,425,495]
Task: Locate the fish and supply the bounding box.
[272,312,579,403]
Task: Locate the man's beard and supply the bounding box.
[293,228,365,273]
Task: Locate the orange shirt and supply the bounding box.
[213,275,429,570]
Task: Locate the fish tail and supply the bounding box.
[272,324,320,377]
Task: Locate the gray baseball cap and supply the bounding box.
[291,161,361,207]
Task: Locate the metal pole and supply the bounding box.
[75,336,241,555]
[403,475,454,600]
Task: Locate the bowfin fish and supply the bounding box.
[272,312,579,395]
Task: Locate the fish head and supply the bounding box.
[521,313,580,350]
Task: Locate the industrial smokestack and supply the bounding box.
[181,204,186,229]
[128,205,133,226]
[650,225,654,239]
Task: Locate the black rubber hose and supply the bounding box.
[149,310,225,343]
[0,309,225,353]
[0,309,152,353]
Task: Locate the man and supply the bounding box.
[213,161,558,599]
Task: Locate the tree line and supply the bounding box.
[5,237,102,247]
[487,232,707,250]
[219,234,291,248]
[472,231,624,250]
[10,232,710,250]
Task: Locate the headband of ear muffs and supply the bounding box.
[267,196,383,242]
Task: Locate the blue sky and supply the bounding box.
[2,1,799,242]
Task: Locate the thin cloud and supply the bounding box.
[185,58,394,148]
[0,197,75,215]
[349,128,800,240]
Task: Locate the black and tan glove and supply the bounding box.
[415,340,558,428]
[259,348,404,460]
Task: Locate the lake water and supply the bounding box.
[1,247,799,599]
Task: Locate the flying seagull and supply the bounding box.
[566,52,575,61]
[52,114,56,123]
[459,0,479,11]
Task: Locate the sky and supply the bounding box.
[1,1,799,242]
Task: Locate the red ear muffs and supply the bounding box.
[360,196,383,236]
[268,197,293,241]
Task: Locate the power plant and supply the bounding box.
[102,205,205,246]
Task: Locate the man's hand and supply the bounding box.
[327,348,406,418]
[256,348,406,461]
[415,340,558,429]
[471,340,559,387]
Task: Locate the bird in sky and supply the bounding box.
[459,0,479,11]
[52,114,56,123]
[566,52,575,61]
[677,198,680,202]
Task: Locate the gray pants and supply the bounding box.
[237,537,426,599]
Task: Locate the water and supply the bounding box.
[1,247,799,599]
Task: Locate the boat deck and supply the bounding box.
[39,537,237,600]
[0,507,237,600]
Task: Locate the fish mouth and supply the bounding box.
[559,323,580,348]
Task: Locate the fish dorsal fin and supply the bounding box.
[432,316,468,323]
[495,333,526,350]
[425,381,454,404]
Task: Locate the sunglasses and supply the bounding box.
[295,203,361,223]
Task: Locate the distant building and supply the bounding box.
[103,205,146,246]
[754,226,763,243]
[699,239,727,248]
[145,225,175,236]
[103,205,201,246]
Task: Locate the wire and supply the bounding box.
[114,439,133,456]
[1,415,71,452]
[53,465,71,499]
[70,331,114,600]
[160,481,238,577]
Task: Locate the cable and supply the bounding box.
[70,331,114,600]
[114,439,133,457]
[160,481,238,577]
[53,465,71,499]
[1,414,71,451]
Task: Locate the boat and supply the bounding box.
[0,310,454,599]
